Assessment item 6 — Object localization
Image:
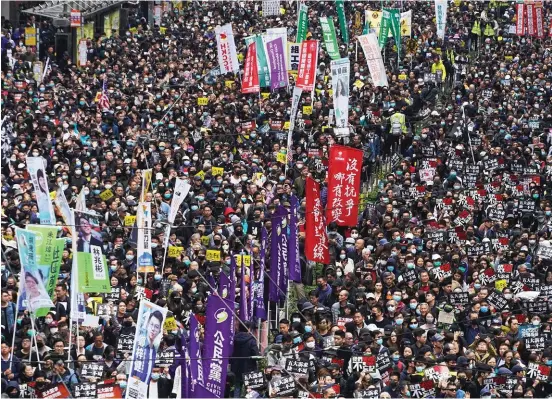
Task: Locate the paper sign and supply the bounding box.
[225,80,235,88]
[195,170,205,180]
[261,92,270,99]
[353,80,365,89]
[495,279,508,291]
[283,121,291,130]
[197,97,209,106]
[235,255,251,267]
[124,215,136,226]
[201,236,210,246]
[168,246,184,258]
[164,316,177,331]
[99,189,114,201]
[276,152,287,164]
[303,105,313,115]
[211,167,224,176]
[206,249,221,262]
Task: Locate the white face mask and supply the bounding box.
[222,244,229,250]
[350,233,358,239]
[305,341,315,349]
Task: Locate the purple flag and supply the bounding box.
[239,256,249,321]
[229,254,236,305]
[202,294,235,398]
[254,227,267,320]
[289,195,302,283]
[218,271,231,300]
[269,208,284,302]
[189,314,204,398]
[208,273,217,294]
[278,206,289,303]
[266,37,288,90]
[181,334,189,399]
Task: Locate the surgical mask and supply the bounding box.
[126,255,134,261]
[196,196,204,202]
[392,355,400,362]
[504,293,513,300]
[119,381,127,389]
[409,303,417,310]
[340,254,346,260]
[336,271,343,277]
[546,360,552,366]
[304,325,312,333]
[474,284,481,290]
[32,152,39,157]
[154,274,162,281]
[45,318,53,324]
[395,318,404,326]
[387,266,394,271]
[529,240,536,245]
[388,306,395,312]
[376,338,383,345]
[480,306,488,313]
[222,244,230,251]
[110,266,117,271]
[532,320,540,326]
[151,373,160,381]
[426,317,434,323]
[546,211,552,216]
[393,295,401,302]
[407,263,415,269]
[137,278,143,284]
[306,341,315,349]
[191,287,197,294]
[410,249,417,254]
[416,366,424,373]
[293,337,301,344]
[151,243,158,249]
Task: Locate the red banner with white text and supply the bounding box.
[326,145,363,226]
[516,3,525,36]
[296,40,318,91]
[305,177,330,264]
[242,42,260,94]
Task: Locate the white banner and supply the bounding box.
[435,0,447,40]
[365,10,412,37]
[287,42,300,72]
[215,23,239,74]
[330,58,350,137]
[262,0,280,16]
[54,187,72,230]
[27,157,56,225]
[168,179,191,224]
[137,202,154,273]
[287,86,303,153]
[357,33,389,87]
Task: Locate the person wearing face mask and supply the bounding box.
[147,366,173,398]
[230,321,260,398]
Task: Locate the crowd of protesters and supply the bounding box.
[1,0,552,398]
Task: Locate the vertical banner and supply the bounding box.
[288,196,301,283]
[242,42,260,94]
[27,157,56,225]
[358,33,389,87]
[435,0,447,40]
[16,228,54,313]
[389,8,401,57]
[296,4,309,43]
[378,9,392,48]
[70,9,82,27]
[253,227,267,320]
[266,28,288,71]
[269,207,287,302]
[516,3,525,36]
[168,179,191,224]
[140,169,152,202]
[188,314,204,398]
[401,10,412,36]
[278,207,288,303]
[266,37,288,90]
[366,10,412,37]
[239,260,249,321]
[534,3,544,38]
[126,301,168,399]
[215,23,239,74]
[320,17,341,60]
[326,145,363,226]
[527,3,535,36]
[202,294,234,398]
[335,0,349,43]
[137,203,154,273]
[287,86,303,159]
[54,187,72,231]
[305,177,330,264]
[245,35,271,87]
[73,210,110,293]
[296,40,318,91]
[287,42,301,72]
[330,58,350,137]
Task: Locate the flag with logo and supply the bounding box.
[335,0,349,43]
[289,196,301,283]
[266,37,288,90]
[253,227,267,320]
[188,314,204,398]
[269,206,288,302]
[242,42,260,94]
[320,17,341,60]
[168,178,191,224]
[330,57,350,137]
[245,35,271,87]
[366,10,411,37]
[287,86,302,162]
[435,0,447,40]
[215,23,239,74]
[296,40,318,91]
[358,33,389,87]
[27,157,56,225]
[296,4,309,43]
[137,202,154,273]
[305,177,330,264]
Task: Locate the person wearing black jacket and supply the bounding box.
[230,321,259,398]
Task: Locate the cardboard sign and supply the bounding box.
[195,170,206,180]
[99,189,114,201]
[104,287,121,302]
[124,215,136,226]
[168,246,184,258]
[225,80,235,88]
[276,152,287,164]
[235,254,251,267]
[155,349,176,367]
[197,97,209,105]
[206,249,221,262]
[164,316,177,331]
[74,383,97,398]
[270,375,296,396]
[211,167,224,176]
[116,334,134,355]
[82,362,104,379]
[285,359,309,375]
[201,236,210,246]
[302,105,313,115]
[244,371,265,389]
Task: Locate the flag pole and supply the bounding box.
[160,223,172,275]
[9,293,21,370]
[29,314,43,370]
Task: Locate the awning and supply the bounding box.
[22,0,124,19]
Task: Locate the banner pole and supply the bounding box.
[9,286,21,370]
[160,224,172,275]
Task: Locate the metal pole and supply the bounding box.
[30,315,42,370]
[160,224,172,275]
[9,286,21,370]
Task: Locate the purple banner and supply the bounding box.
[269,209,283,302]
[189,314,204,398]
[202,295,235,398]
[181,334,190,399]
[218,271,231,300]
[279,206,289,303]
[239,256,249,321]
[229,254,236,305]
[289,195,302,283]
[266,37,287,90]
[254,228,267,320]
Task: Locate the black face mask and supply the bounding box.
[123,320,133,327]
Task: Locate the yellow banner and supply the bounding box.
[276,152,287,164]
[235,254,251,267]
[366,10,411,37]
[200,236,210,246]
[164,316,177,331]
[195,170,205,180]
[25,28,37,46]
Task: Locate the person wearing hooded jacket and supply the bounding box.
[230,321,259,398]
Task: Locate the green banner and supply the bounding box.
[296,4,309,43]
[378,9,392,49]
[335,0,349,44]
[245,35,271,88]
[26,225,59,265]
[388,8,401,58]
[77,251,111,293]
[320,17,341,60]
[35,238,65,317]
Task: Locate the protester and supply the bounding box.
[1,0,552,398]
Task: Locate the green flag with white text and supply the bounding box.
[320,17,341,60]
[245,35,271,88]
[335,0,349,44]
[388,8,401,59]
[378,9,391,49]
[296,4,308,43]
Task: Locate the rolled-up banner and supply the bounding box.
[215,23,239,74]
[242,42,260,94]
[320,17,341,60]
[296,40,318,91]
[516,3,525,36]
[73,210,110,293]
[305,177,330,264]
[168,178,191,224]
[435,0,447,40]
[269,206,286,302]
[16,228,54,313]
[326,145,364,226]
[126,300,168,399]
[287,86,303,160]
[239,259,249,321]
[253,227,267,320]
[330,57,350,137]
[137,202,154,274]
[296,3,308,43]
[27,157,56,225]
[266,37,288,90]
[202,294,234,398]
[358,33,389,87]
[289,196,301,283]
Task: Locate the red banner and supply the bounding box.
[242,42,260,94]
[534,3,544,38]
[296,40,318,91]
[305,177,330,264]
[326,145,363,226]
[527,3,535,36]
[516,3,525,36]
[37,383,71,399]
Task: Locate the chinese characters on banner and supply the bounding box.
[305,177,330,264]
[242,42,260,93]
[533,3,544,38]
[527,3,535,36]
[357,33,389,87]
[326,145,363,226]
[434,0,447,40]
[296,40,318,91]
[516,3,525,36]
[215,23,239,74]
[330,58,350,136]
[137,202,154,273]
[27,157,56,225]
